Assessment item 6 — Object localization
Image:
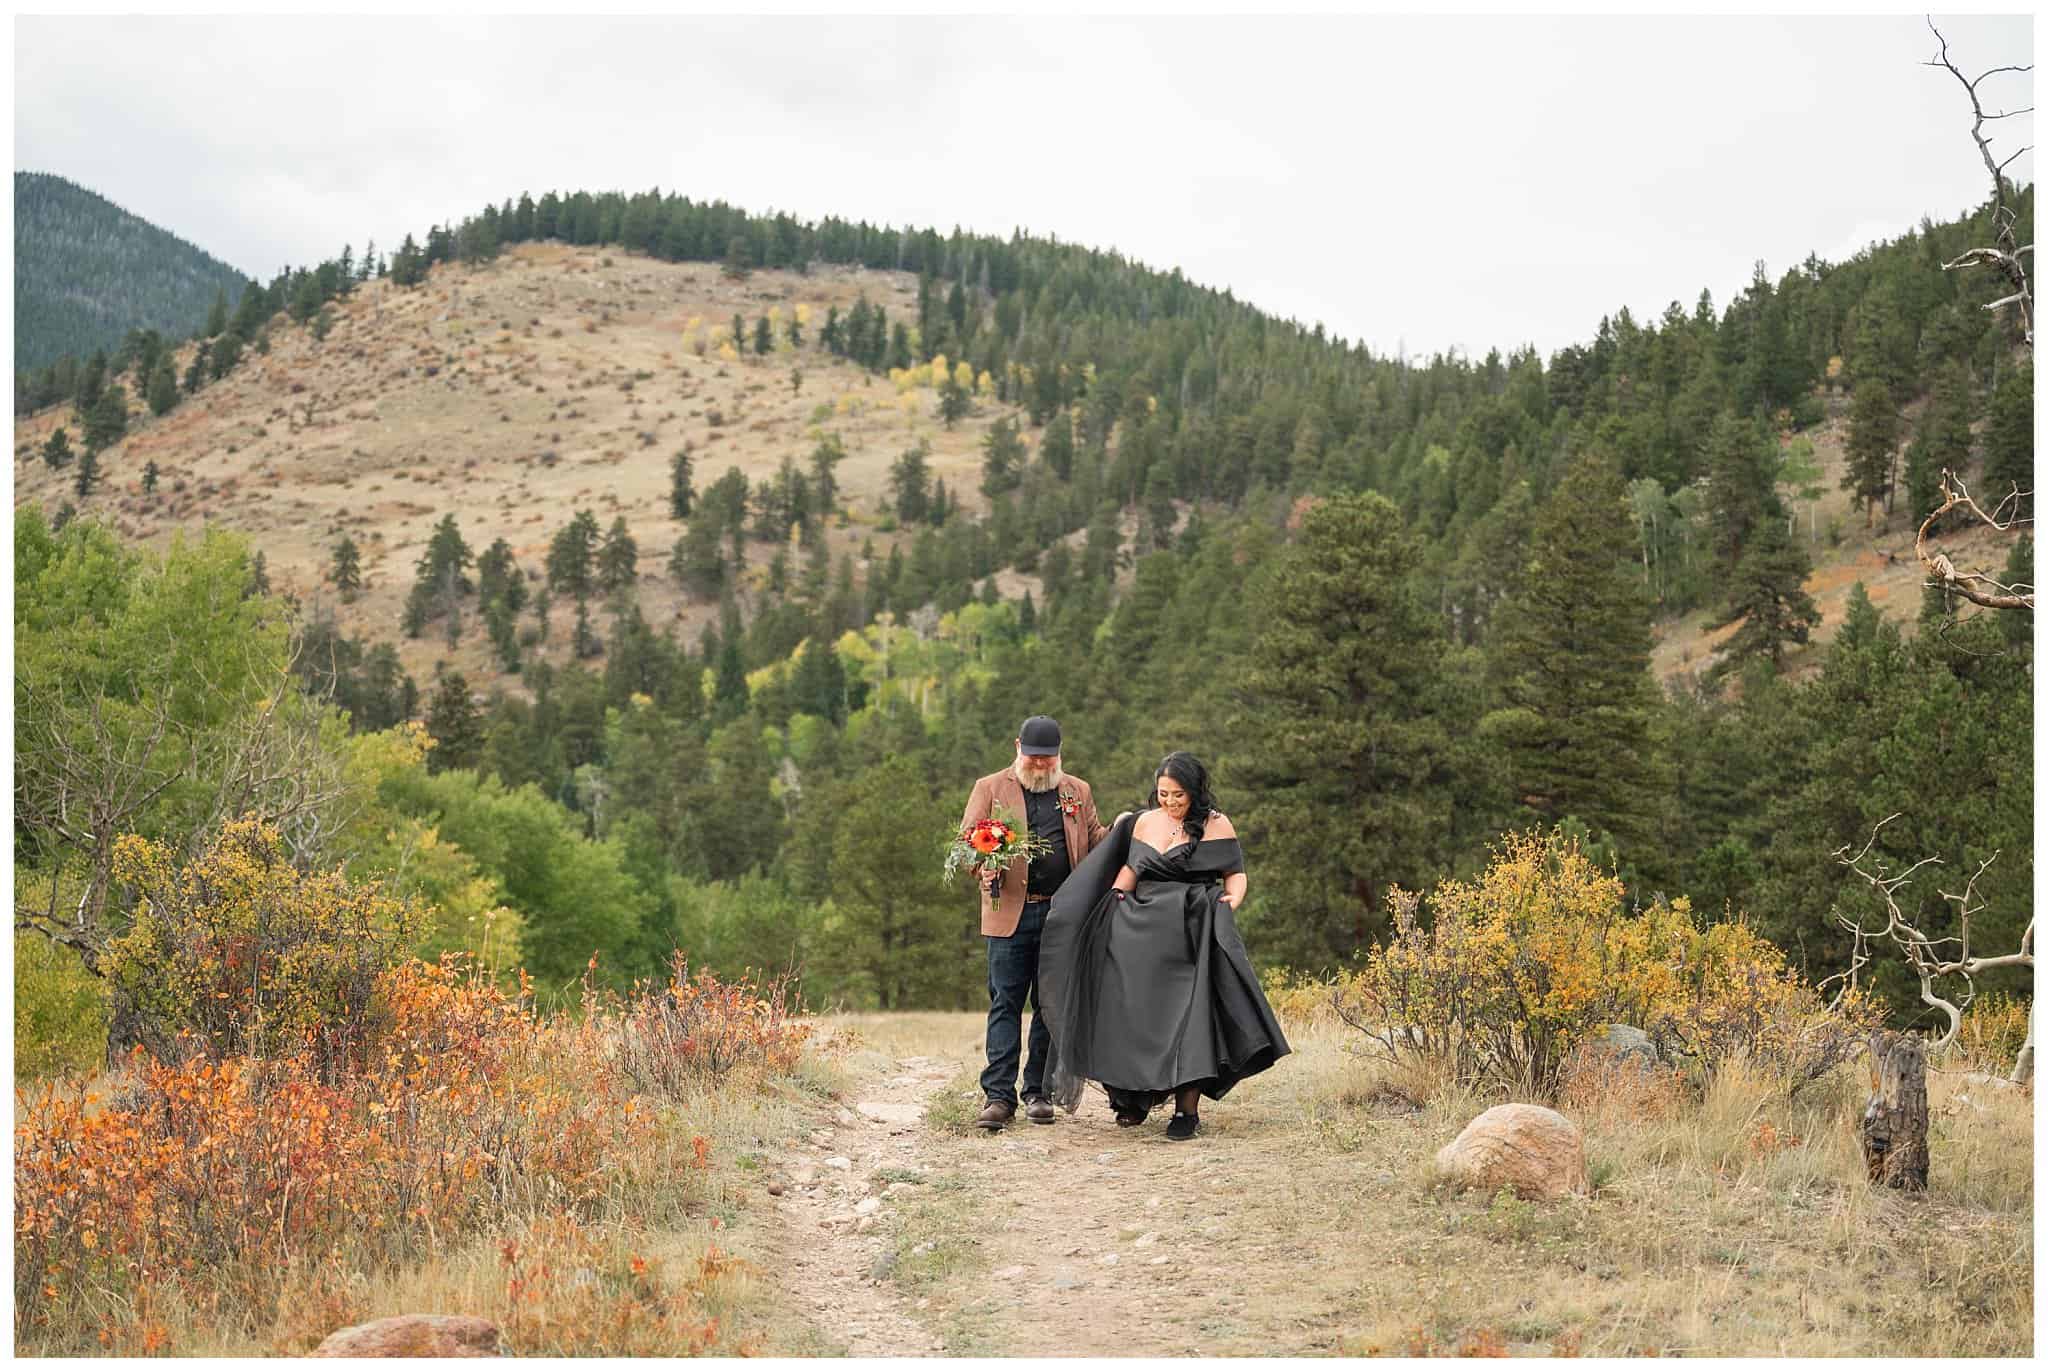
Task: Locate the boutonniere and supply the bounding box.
[1056,787,1082,818]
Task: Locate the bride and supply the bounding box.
[1038,752,1290,1139]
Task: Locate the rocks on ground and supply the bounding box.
[312,1314,501,1358]
[1435,1103,1590,1201]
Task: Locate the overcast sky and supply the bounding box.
[13,11,2035,362]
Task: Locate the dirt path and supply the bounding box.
[757,1013,1342,1357]
[756,1049,954,1356]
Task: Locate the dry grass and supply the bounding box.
[1268,1017,2033,1357]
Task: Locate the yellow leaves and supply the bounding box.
[1341,828,1866,1096]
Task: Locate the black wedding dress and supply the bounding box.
[1038,812,1290,1115]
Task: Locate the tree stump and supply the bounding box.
[1861,1031,1929,1191]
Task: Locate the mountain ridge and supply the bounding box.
[15,170,255,372]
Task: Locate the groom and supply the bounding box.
[959,715,1108,1129]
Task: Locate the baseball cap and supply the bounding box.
[1018,715,1062,756]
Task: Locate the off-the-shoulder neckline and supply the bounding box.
[1130,834,1237,855]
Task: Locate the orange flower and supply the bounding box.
[970,827,1001,854]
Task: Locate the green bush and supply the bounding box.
[14,927,109,1080]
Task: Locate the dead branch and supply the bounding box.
[1832,816,2033,1077]
[1914,469,2034,611]
[1926,19,2035,345]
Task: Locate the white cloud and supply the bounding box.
[13,12,2034,360]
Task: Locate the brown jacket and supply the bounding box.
[960,769,1109,936]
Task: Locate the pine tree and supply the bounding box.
[572,598,603,659]
[889,440,932,524]
[1235,491,1455,967]
[40,426,71,469]
[669,449,694,519]
[598,517,639,597]
[1982,357,2033,520]
[1712,517,1820,675]
[1040,411,1075,480]
[209,333,241,381]
[546,509,601,598]
[979,415,1024,496]
[83,382,128,454]
[722,234,754,279]
[331,536,363,601]
[75,351,106,418]
[1842,379,1900,527]
[1703,412,1775,569]
[418,514,475,594]
[401,582,431,638]
[1481,452,1665,848]
[71,448,99,499]
[141,459,158,494]
[671,520,726,598]
[1999,537,2031,657]
[938,370,970,428]
[790,634,847,723]
[425,673,484,773]
[477,537,525,614]
[146,358,178,416]
[713,638,749,719]
[204,287,228,339]
[249,551,271,597]
[752,316,774,356]
[808,433,846,516]
[486,596,522,673]
[183,342,210,395]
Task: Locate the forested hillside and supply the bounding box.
[13,171,253,375]
[15,181,2033,1069]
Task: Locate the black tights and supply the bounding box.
[1107,1083,1206,1121]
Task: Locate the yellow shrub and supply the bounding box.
[1953,992,2031,1074]
[1336,830,1880,1099]
[103,817,420,1074]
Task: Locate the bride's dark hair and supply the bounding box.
[1152,752,1217,842]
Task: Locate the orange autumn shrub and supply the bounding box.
[1335,829,1881,1099]
[609,952,810,1100]
[15,952,796,1350]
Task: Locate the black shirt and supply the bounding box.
[1023,785,1072,898]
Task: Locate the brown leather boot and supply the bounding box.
[975,1098,1015,1130]
[1023,1094,1056,1124]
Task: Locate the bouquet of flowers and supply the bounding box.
[943,802,1052,901]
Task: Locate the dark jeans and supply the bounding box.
[981,899,1050,1106]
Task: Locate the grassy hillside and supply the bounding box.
[13,243,1046,692]
[11,240,2004,698]
[14,171,254,374]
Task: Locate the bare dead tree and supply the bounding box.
[1925,18,2034,346]
[14,623,355,983]
[1914,23,2035,616]
[1828,815,2034,1082]
[1914,468,2035,611]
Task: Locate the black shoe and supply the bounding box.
[1114,1109,1148,1128]
[1165,1111,1200,1141]
[1023,1094,1056,1124]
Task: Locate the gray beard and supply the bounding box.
[1013,761,1064,793]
